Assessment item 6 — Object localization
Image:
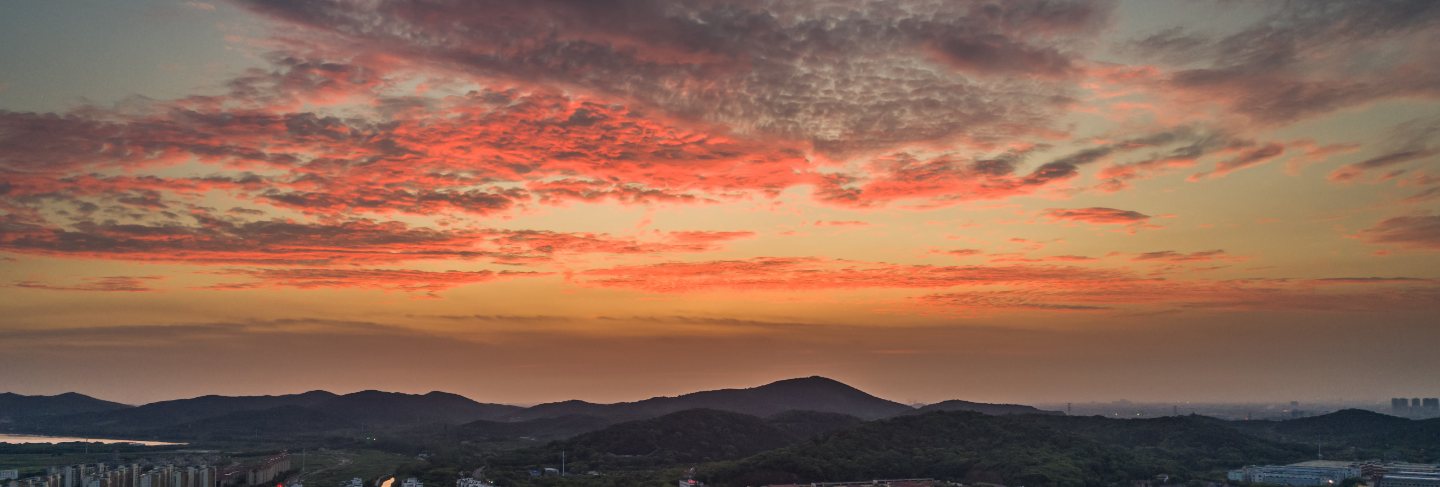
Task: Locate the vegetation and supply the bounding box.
[6,384,1440,487]
[700,411,1313,487]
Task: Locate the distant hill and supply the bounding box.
[169,405,358,441]
[1229,409,1440,462]
[11,390,523,440]
[321,390,523,425]
[703,411,1313,486]
[765,410,865,438]
[915,399,1063,416]
[510,376,913,422]
[0,392,130,421]
[15,390,340,435]
[454,415,617,441]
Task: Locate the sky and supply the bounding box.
[1,0,1439,407]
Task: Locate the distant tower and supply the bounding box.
[1393,398,1410,415]
[1414,398,1423,409]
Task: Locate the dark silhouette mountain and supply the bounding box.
[19,390,340,434]
[321,390,523,425]
[491,409,812,470]
[453,414,617,441]
[1229,409,1440,462]
[169,405,358,440]
[0,392,130,420]
[765,410,865,438]
[915,399,1063,416]
[12,390,522,438]
[510,376,913,422]
[705,411,1313,487]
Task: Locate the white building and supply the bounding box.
[1228,461,1363,486]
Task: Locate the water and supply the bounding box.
[0,433,183,446]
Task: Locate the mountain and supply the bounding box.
[12,390,523,439]
[1229,409,1440,462]
[169,405,358,440]
[490,409,813,471]
[453,414,617,442]
[703,411,1313,487]
[16,390,340,435]
[321,390,524,425]
[916,399,1064,416]
[765,410,866,438]
[510,376,913,422]
[0,392,130,421]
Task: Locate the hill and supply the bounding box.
[916,400,1064,416]
[0,392,130,421]
[489,409,814,473]
[765,410,866,438]
[12,390,523,440]
[510,376,912,422]
[454,415,617,441]
[322,390,523,425]
[168,405,359,441]
[1229,409,1440,462]
[702,411,1313,486]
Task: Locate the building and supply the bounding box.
[1228,461,1364,486]
[1378,464,1440,487]
[241,455,290,487]
[454,479,492,487]
[399,479,421,487]
[2,472,19,481]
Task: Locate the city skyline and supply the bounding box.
[2,0,1440,406]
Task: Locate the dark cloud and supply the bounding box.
[1131,0,1440,123]
[1131,250,1230,263]
[235,0,1115,153]
[1042,207,1150,225]
[1330,117,1440,182]
[204,268,544,295]
[1357,214,1440,250]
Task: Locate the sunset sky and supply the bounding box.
[2,0,1439,407]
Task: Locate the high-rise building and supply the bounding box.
[1394,398,1411,414]
[1424,398,1440,411]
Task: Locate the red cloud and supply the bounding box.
[12,276,163,292]
[579,257,1128,293]
[578,256,1440,314]
[0,211,753,267]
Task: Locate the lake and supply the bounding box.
[0,434,183,446]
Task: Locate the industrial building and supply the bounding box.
[1378,464,1440,487]
[1227,461,1364,485]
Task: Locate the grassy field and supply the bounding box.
[291,450,413,487]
